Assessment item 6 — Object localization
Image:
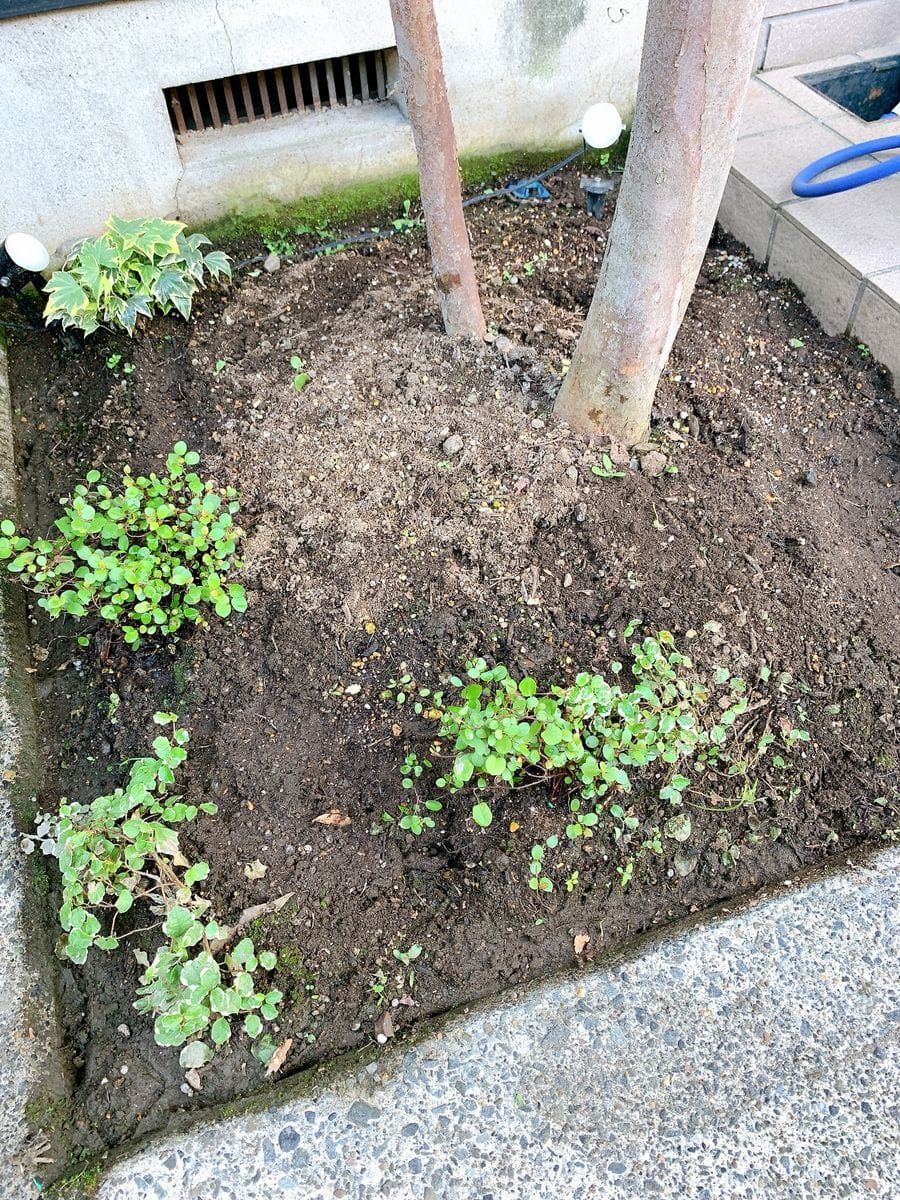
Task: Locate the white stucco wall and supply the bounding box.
[0,0,648,255]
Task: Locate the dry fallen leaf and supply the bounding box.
[237,892,294,928]
[208,892,294,954]
[508,820,520,833]
[314,809,352,828]
[265,1037,293,1077]
[574,933,590,955]
[374,1010,395,1043]
[243,859,268,880]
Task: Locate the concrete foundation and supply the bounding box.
[0,0,647,256]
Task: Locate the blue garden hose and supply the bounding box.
[791,134,900,197]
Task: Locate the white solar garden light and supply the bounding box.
[578,103,624,217]
[0,232,50,294]
[581,102,624,150]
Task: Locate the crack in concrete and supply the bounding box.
[173,157,188,221]
[214,0,237,75]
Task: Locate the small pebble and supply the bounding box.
[442,433,464,457]
[263,253,281,273]
[640,450,668,477]
[802,468,817,486]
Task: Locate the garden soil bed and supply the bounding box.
[6,167,900,1164]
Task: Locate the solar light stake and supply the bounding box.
[0,232,50,295]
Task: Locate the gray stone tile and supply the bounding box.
[761,55,868,119]
[769,215,863,333]
[853,38,900,59]
[88,850,900,1200]
[733,120,855,203]
[819,107,890,140]
[763,0,850,14]
[786,172,900,275]
[850,269,900,387]
[738,78,816,138]
[763,0,900,70]
[718,174,777,262]
[867,265,900,302]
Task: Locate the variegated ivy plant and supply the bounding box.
[43,215,231,336]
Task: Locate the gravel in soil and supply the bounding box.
[5,169,899,1160]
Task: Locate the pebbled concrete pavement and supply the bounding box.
[86,848,900,1200]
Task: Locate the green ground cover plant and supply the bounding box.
[0,443,246,646]
[400,627,807,890]
[27,714,281,1067]
[43,216,231,336]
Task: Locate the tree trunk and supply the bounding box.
[554,0,765,445]
[388,0,486,340]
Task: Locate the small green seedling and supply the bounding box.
[264,233,295,257]
[528,842,554,892]
[214,359,227,375]
[392,943,422,969]
[393,942,423,988]
[106,354,134,376]
[392,200,423,233]
[383,797,442,836]
[400,752,428,789]
[370,970,388,1006]
[591,453,626,480]
[291,355,310,391]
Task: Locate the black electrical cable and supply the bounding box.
[233,144,589,273]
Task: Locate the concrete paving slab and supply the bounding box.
[739,77,819,138]
[769,214,863,334]
[77,849,900,1200]
[759,55,868,118]
[719,46,900,387]
[850,268,900,386]
[784,172,900,276]
[763,0,846,16]
[732,118,860,205]
[719,174,778,263]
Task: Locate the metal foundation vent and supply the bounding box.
[164,49,394,135]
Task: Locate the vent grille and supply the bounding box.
[165,49,393,136]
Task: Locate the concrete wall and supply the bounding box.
[0,0,648,256]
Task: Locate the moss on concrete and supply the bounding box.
[198,141,630,248]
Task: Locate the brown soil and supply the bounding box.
[6,168,899,1162]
